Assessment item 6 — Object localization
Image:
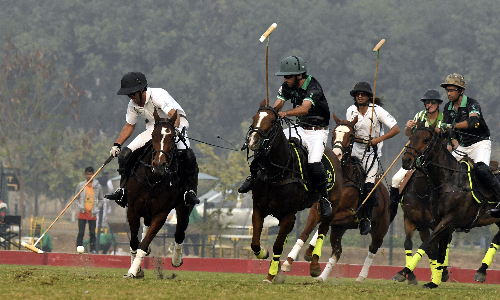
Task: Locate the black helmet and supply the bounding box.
[349,82,373,97]
[420,89,443,103]
[117,72,148,95]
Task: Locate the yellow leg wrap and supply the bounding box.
[444,244,450,267]
[269,255,281,276]
[481,243,499,266]
[432,263,443,286]
[254,247,267,259]
[405,248,425,271]
[429,259,436,280]
[405,250,413,265]
[312,234,325,258]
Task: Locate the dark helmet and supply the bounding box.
[117,72,148,95]
[420,89,443,103]
[349,82,373,97]
[275,56,307,76]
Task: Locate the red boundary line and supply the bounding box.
[1,250,499,284]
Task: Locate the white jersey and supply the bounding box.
[126,88,186,130]
[346,103,397,158]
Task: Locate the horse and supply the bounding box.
[123,110,193,278]
[392,121,500,288]
[243,100,343,283]
[282,112,390,283]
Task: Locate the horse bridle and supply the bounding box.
[332,122,356,164]
[151,119,178,171]
[244,106,283,154]
[404,126,440,169]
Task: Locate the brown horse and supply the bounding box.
[123,111,194,278]
[392,122,500,288]
[243,100,343,283]
[282,112,390,283]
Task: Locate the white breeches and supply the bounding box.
[283,126,328,163]
[391,167,407,188]
[452,139,491,164]
[127,117,190,151]
[353,151,378,184]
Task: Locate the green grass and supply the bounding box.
[1,265,499,300]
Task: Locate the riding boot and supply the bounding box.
[178,149,200,206]
[238,157,260,194]
[105,147,132,208]
[474,162,500,218]
[309,162,332,217]
[389,187,401,223]
[359,182,378,235]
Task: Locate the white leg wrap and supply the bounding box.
[318,256,337,282]
[287,239,305,260]
[172,242,183,267]
[130,248,137,265]
[141,225,149,241]
[128,249,147,276]
[358,251,375,279]
[309,230,319,247]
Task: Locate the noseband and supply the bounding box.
[404,127,440,169]
[332,122,355,164]
[244,107,283,153]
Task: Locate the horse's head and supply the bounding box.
[331,111,357,161]
[246,100,281,152]
[402,120,440,170]
[151,109,178,176]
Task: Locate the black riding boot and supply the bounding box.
[178,149,200,206]
[309,162,332,217]
[238,157,260,194]
[359,182,378,235]
[105,147,132,208]
[475,162,500,218]
[389,187,401,223]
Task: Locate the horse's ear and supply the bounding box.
[332,111,341,124]
[259,99,267,108]
[170,110,178,125]
[415,120,422,129]
[153,109,160,124]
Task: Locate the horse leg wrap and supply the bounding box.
[288,239,304,260]
[482,243,499,266]
[141,225,149,242]
[358,251,375,279]
[130,248,137,265]
[309,230,319,247]
[405,248,425,271]
[254,247,268,259]
[172,242,183,267]
[444,244,450,267]
[318,256,337,282]
[405,250,413,265]
[269,254,281,276]
[312,234,325,258]
[128,249,147,276]
[431,264,444,286]
[429,259,436,280]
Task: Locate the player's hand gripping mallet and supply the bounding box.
[259,23,277,106]
[22,155,115,253]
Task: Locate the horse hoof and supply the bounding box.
[172,259,183,268]
[355,276,365,283]
[275,272,286,284]
[304,254,312,262]
[392,271,407,282]
[281,261,292,272]
[262,279,273,284]
[422,282,439,289]
[135,268,144,279]
[407,272,418,285]
[442,269,450,282]
[473,271,486,283]
[310,266,321,277]
[313,277,324,283]
[123,273,135,279]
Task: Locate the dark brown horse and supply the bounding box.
[243,100,343,283]
[392,122,500,288]
[123,111,193,278]
[282,112,390,283]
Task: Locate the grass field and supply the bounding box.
[1,265,499,300]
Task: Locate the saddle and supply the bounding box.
[288,137,335,192]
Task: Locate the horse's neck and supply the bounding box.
[262,130,290,169]
[425,143,462,185]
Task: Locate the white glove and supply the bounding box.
[110,144,121,157]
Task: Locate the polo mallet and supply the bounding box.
[22,155,115,253]
[355,140,410,215]
[259,23,277,106]
[368,39,386,138]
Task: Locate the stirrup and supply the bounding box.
[106,188,127,208]
[359,218,371,235]
[319,197,332,217]
[184,190,200,206]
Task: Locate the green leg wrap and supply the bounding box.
[254,247,268,259]
[269,254,281,276]
[312,234,325,258]
[444,244,450,267]
[405,248,425,271]
[405,250,413,265]
[432,264,443,286]
[481,243,499,266]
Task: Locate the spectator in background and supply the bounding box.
[0,200,6,223]
[75,166,104,254]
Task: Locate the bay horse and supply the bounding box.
[243,100,343,283]
[282,112,390,283]
[123,110,193,278]
[392,121,500,288]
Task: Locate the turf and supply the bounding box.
[1,264,499,300]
